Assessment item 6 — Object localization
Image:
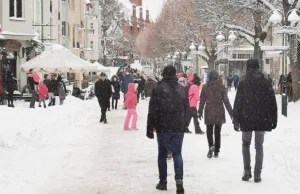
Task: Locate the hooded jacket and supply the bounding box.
[124,83,137,109]
[147,76,189,133]
[39,83,48,99]
[233,69,277,132]
[121,74,134,93]
[0,77,4,95]
[188,84,200,107]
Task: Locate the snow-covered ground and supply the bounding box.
[0,92,299,194]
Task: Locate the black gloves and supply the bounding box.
[233,118,240,132]
[146,130,154,139]
[272,123,277,130]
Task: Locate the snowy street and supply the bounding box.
[0,92,299,194]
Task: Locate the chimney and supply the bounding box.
[139,7,143,20]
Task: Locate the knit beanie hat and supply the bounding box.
[162,65,176,77]
[208,70,219,81]
[246,58,259,70]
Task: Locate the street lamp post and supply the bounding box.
[189,42,205,75]
[215,31,238,78]
[268,9,300,76]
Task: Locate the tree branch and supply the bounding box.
[224,24,255,37]
[259,0,276,10]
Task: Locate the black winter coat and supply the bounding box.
[111,81,121,99]
[6,75,15,93]
[95,79,112,100]
[139,77,146,92]
[147,76,189,133]
[233,70,277,132]
[28,76,38,91]
[43,79,54,93]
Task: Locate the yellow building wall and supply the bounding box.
[68,0,84,57]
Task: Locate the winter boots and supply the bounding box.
[176,180,185,194]
[214,152,219,158]
[100,115,105,123]
[254,171,262,183]
[156,183,167,191]
[207,146,215,158]
[195,127,205,135]
[242,170,252,181]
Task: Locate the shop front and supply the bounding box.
[0,31,43,92]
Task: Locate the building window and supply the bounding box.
[90,41,94,49]
[62,21,66,36]
[10,0,24,18]
[50,1,52,13]
[90,23,94,29]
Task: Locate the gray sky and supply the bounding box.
[143,0,164,20]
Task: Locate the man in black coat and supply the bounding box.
[233,58,277,183]
[147,65,189,194]
[95,72,112,124]
[43,74,55,106]
[28,69,39,108]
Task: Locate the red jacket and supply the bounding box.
[188,84,200,107]
[39,83,48,99]
[0,77,4,95]
[124,83,137,109]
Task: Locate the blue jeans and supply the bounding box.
[157,133,184,184]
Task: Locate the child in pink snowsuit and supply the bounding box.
[124,83,138,130]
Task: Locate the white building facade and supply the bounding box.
[0,0,38,90]
[83,0,101,62]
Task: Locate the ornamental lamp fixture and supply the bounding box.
[288,9,300,25]
[216,32,225,42]
[228,31,238,41]
[189,42,196,51]
[198,43,205,51]
[269,9,282,25]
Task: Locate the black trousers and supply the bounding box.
[0,95,4,105]
[8,92,14,105]
[107,97,111,109]
[186,107,201,133]
[206,124,222,153]
[112,98,118,109]
[98,98,108,119]
[30,91,37,108]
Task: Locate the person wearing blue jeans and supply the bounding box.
[157,133,184,183]
[147,65,189,194]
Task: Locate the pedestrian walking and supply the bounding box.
[38,82,48,108]
[137,74,146,102]
[123,83,138,130]
[43,74,55,106]
[233,58,277,183]
[111,75,120,110]
[186,74,204,134]
[56,75,67,105]
[28,69,39,108]
[0,76,4,105]
[278,74,285,94]
[147,65,189,194]
[227,75,233,91]
[198,70,233,158]
[233,74,239,91]
[286,72,293,102]
[144,76,157,99]
[6,71,16,108]
[120,68,134,108]
[95,73,112,124]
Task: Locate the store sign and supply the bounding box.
[5,39,22,51]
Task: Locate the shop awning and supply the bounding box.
[1,31,36,41]
[20,44,94,73]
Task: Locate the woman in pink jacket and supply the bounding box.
[124,83,138,130]
[186,74,204,134]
